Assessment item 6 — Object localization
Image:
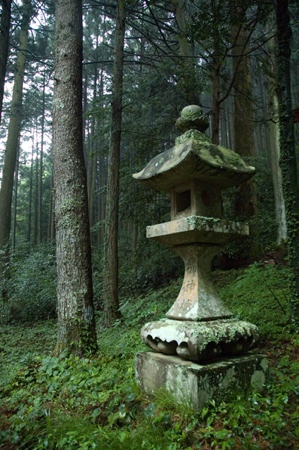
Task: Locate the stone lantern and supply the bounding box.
[133,106,268,408]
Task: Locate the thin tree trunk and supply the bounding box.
[89,150,97,236]
[231,3,257,217]
[171,0,199,105]
[27,139,34,245]
[47,174,55,243]
[98,156,106,246]
[33,146,39,247]
[12,151,19,251]
[0,0,30,302]
[211,1,222,145]
[230,1,260,260]
[0,0,31,249]
[0,0,12,124]
[103,0,125,327]
[38,73,46,244]
[270,94,287,244]
[87,67,99,236]
[212,63,221,144]
[275,0,299,329]
[266,31,287,245]
[52,0,97,355]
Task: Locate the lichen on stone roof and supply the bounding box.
[133,105,256,191]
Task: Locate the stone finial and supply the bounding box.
[176,105,209,133]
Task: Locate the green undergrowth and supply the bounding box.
[215,263,292,339]
[1,264,299,449]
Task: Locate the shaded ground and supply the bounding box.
[1,265,299,449]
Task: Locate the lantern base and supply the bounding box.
[136,351,268,410]
[141,318,259,362]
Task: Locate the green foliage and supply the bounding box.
[2,246,57,323]
[0,321,57,389]
[0,320,190,450]
[119,240,183,295]
[218,263,291,338]
[218,158,277,266]
[118,277,182,328]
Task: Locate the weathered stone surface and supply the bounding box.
[132,133,255,191]
[135,352,268,410]
[132,106,267,410]
[167,243,232,321]
[170,180,223,219]
[133,105,260,366]
[141,318,259,361]
[146,216,249,246]
[175,105,209,133]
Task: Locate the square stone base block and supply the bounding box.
[135,351,268,410]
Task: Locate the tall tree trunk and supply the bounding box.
[0,0,31,300]
[267,32,287,245]
[211,2,222,145]
[37,73,46,244]
[33,147,39,246]
[230,1,260,259]
[103,0,125,327]
[52,0,97,355]
[275,0,299,329]
[12,152,19,251]
[47,174,55,243]
[270,93,287,244]
[171,0,199,105]
[27,139,34,245]
[87,66,99,238]
[0,0,31,250]
[98,156,106,245]
[212,62,221,144]
[0,0,12,124]
[231,3,257,217]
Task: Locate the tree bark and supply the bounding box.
[212,62,221,144]
[27,140,34,245]
[269,92,287,244]
[87,66,99,237]
[229,0,261,262]
[37,73,46,244]
[266,29,287,244]
[275,0,299,329]
[210,0,224,145]
[103,0,125,327]
[0,0,12,124]
[52,0,97,354]
[12,152,19,251]
[171,0,199,105]
[231,2,257,221]
[47,174,55,243]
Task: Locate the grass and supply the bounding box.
[1,264,299,449]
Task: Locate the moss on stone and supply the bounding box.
[175,129,209,145]
[192,139,252,171]
[175,105,209,133]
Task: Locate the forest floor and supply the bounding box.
[0,263,299,449]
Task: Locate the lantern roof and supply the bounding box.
[133,105,255,191]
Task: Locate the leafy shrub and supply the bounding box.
[2,247,57,323]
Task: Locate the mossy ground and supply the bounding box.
[1,264,299,449]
